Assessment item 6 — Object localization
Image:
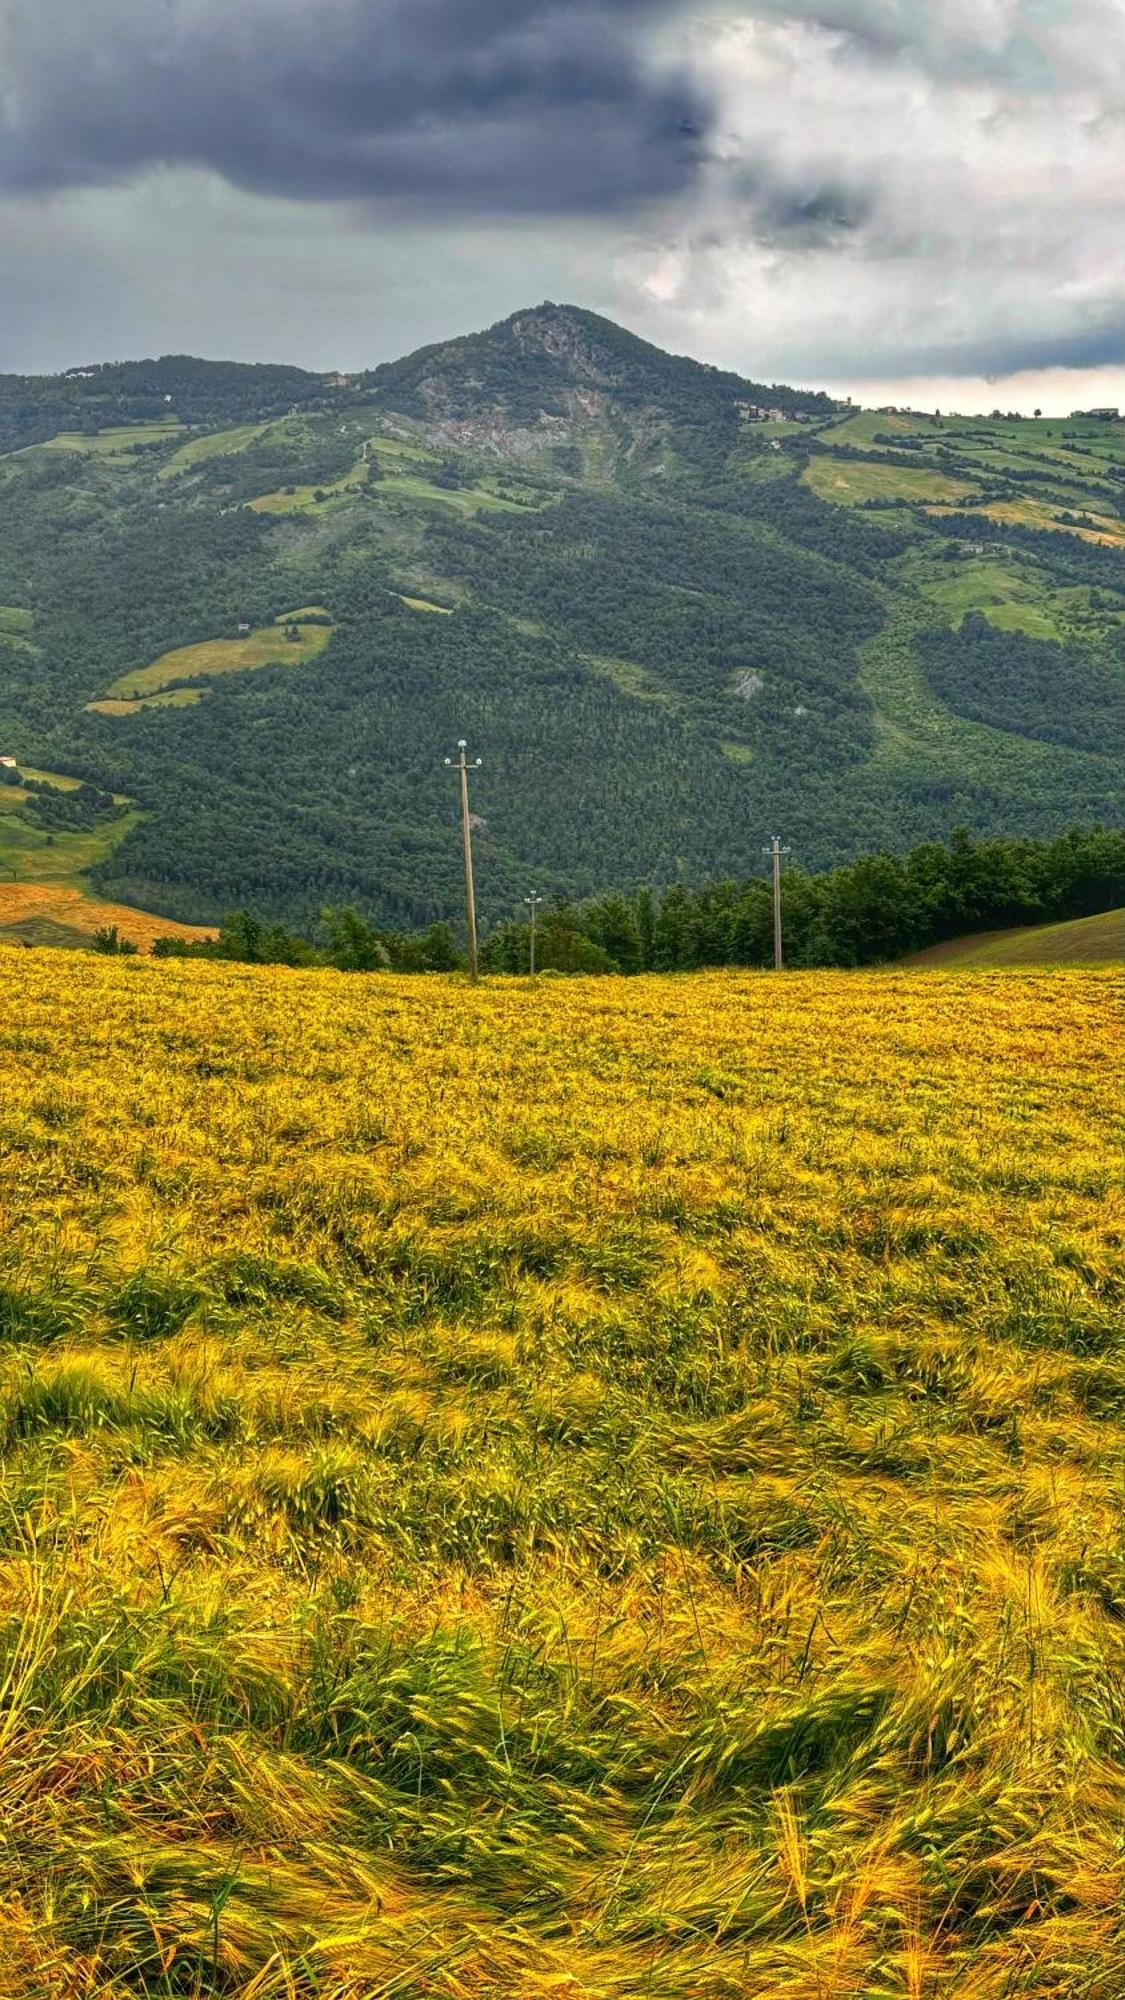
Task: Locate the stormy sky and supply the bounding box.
[0,0,1122,410]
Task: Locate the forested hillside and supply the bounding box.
[0,304,1121,929]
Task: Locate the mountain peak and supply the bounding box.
[370,301,833,447]
[503,302,630,384]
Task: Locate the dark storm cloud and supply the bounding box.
[0,0,710,213]
[937,318,1125,380]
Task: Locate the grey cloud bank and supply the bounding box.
[0,0,707,211]
[0,0,1122,400]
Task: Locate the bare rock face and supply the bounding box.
[508,308,614,385]
[422,413,570,460]
[372,300,796,473]
[736,671,765,700]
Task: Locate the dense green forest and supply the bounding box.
[0,303,1120,931]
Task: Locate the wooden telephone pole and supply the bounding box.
[763,835,791,969]
[524,892,543,974]
[445,740,482,978]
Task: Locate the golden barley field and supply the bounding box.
[0,954,1122,1999]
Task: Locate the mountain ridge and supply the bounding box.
[0,305,1120,933]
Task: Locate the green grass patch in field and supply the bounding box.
[100,618,335,702]
[903,554,1067,640]
[0,604,39,656]
[820,410,940,451]
[397,593,454,615]
[365,433,439,464]
[803,455,980,508]
[908,907,1125,965]
[580,652,678,707]
[376,469,542,515]
[158,420,278,478]
[86,689,206,716]
[0,808,140,886]
[855,593,1074,786]
[929,495,1125,546]
[248,461,371,514]
[0,766,113,809]
[731,449,795,483]
[19,766,88,793]
[32,422,183,456]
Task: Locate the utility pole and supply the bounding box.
[762,835,791,969]
[444,740,482,979]
[524,892,542,974]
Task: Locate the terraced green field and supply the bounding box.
[814,409,1125,545]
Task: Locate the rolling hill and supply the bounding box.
[0,304,1121,931]
[906,905,1125,966]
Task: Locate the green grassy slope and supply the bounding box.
[907,906,1125,965]
[0,305,1120,930]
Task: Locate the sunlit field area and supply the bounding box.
[1,955,1122,1998]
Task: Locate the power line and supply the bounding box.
[762,835,792,969]
[444,740,482,979]
[524,892,543,975]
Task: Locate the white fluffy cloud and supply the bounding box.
[619,5,1125,390]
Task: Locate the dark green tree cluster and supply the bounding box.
[482,828,1125,972]
[15,778,124,835]
[921,616,1125,758]
[154,907,459,973]
[153,828,1124,975]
